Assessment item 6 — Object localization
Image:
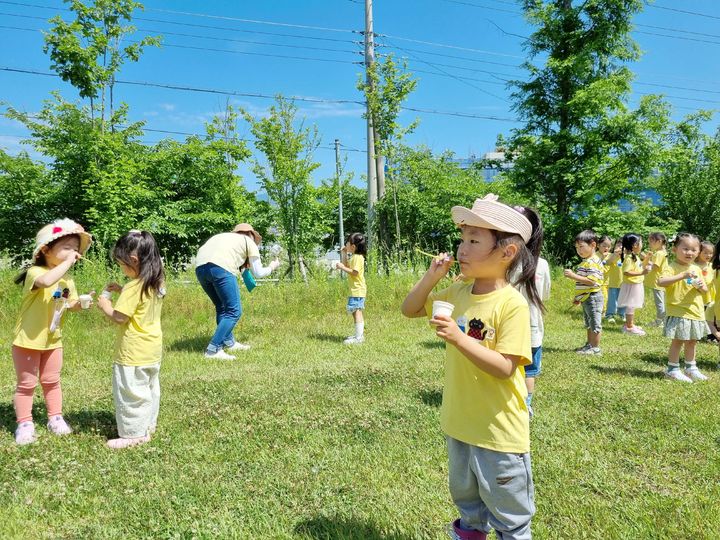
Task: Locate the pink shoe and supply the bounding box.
[15,421,36,445]
[106,435,150,450]
[622,325,646,336]
[47,415,72,436]
[446,519,487,540]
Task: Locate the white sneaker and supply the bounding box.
[577,347,601,355]
[685,368,708,381]
[226,342,251,352]
[574,343,591,352]
[665,369,693,383]
[47,415,72,435]
[15,421,36,445]
[343,335,365,345]
[204,349,236,360]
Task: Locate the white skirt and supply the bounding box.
[618,282,644,310]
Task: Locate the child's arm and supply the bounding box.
[336,260,358,276]
[96,296,129,324]
[657,270,693,287]
[432,315,520,379]
[401,254,453,318]
[562,269,595,286]
[32,252,80,289]
[624,269,649,277]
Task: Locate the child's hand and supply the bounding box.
[269,258,280,271]
[96,295,111,309]
[682,271,695,280]
[427,252,454,279]
[563,269,575,279]
[430,314,463,344]
[63,251,81,263]
[340,246,347,253]
[105,282,123,293]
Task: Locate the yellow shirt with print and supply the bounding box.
[348,254,366,298]
[426,282,531,454]
[113,279,164,366]
[622,256,645,284]
[607,255,623,288]
[713,274,720,322]
[645,249,667,291]
[663,262,704,320]
[13,266,78,350]
[701,263,716,304]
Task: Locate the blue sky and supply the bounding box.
[1,0,720,192]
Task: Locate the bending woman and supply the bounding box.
[195,223,279,359]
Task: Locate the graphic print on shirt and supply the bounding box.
[467,317,495,341]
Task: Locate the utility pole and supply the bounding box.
[364,0,377,248]
[334,138,345,247]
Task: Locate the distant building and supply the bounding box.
[449,149,510,182]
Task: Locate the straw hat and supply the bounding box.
[451,193,532,243]
[33,218,93,260]
[232,223,262,245]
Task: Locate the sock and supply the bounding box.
[685,360,697,371]
[355,321,364,338]
[667,362,680,372]
[526,393,533,407]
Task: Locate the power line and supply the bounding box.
[645,1,720,21]
[440,0,520,15]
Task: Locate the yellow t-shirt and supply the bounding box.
[573,254,603,303]
[601,253,611,287]
[113,279,164,366]
[607,254,623,289]
[195,233,260,276]
[426,282,531,453]
[348,254,366,298]
[713,274,720,322]
[663,262,704,320]
[13,266,78,350]
[645,249,667,291]
[700,263,716,304]
[622,255,645,284]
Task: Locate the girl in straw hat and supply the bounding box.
[402,194,543,540]
[195,224,280,359]
[12,219,92,445]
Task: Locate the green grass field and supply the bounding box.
[0,267,719,539]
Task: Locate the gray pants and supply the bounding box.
[447,436,535,540]
[652,288,666,320]
[112,362,160,438]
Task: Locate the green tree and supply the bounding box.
[358,54,418,250]
[316,175,367,252]
[654,111,720,241]
[43,0,161,127]
[506,0,668,260]
[242,97,326,279]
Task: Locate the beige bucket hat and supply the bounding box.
[232,223,262,245]
[451,193,532,243]
[33,218,93,260]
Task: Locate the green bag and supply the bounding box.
[241,268,257,292]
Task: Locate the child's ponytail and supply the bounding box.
[621,233,642,263]
[507,206,544,313]
[113,230,165,299]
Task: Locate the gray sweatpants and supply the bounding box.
[652,288,666,320]
[447,436,535,540]
[112,362,160,438]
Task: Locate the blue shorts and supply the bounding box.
[346,296,366,313]
[525,346,542,378]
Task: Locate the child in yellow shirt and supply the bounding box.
[598,235,612,315]
[618,233,649,336]
[658,233,709,382]
[604,239,625,322]
[644,232,668,327]
[336,233,367,345]
[97,231,165,449]
[697,241,715,306]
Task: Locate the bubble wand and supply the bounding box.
[414,247,457,264]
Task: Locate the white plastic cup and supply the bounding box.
[100,290,112,300]
[432,300,455,319]
[79,294,93,309]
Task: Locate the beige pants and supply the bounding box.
[112,362,160,438]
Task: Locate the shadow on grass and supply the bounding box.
[639,351,720,371]
[589,364,662,379]
[294,516,415,540]
[418,388,442,407]
[0,402,115,437]
[309,333,345,344]
[167,335,209,352]
[65,409,116,437]
[420,339,444,350]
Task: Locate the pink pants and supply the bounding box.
[12,345,64,423]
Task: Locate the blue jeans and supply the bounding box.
[195,263,243,353]
[605,287,625,318]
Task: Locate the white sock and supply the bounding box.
[355,321,364,338]
[685,360,697,370]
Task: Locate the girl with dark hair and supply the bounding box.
[618,233,649,336]
[401,193,541,539]
[644,232,668,327]
[97,230,166,449]
[335,232,368,344]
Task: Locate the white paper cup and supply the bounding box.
[432,300,455,318]
[100,290,112,299]
[79,294,92,309]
